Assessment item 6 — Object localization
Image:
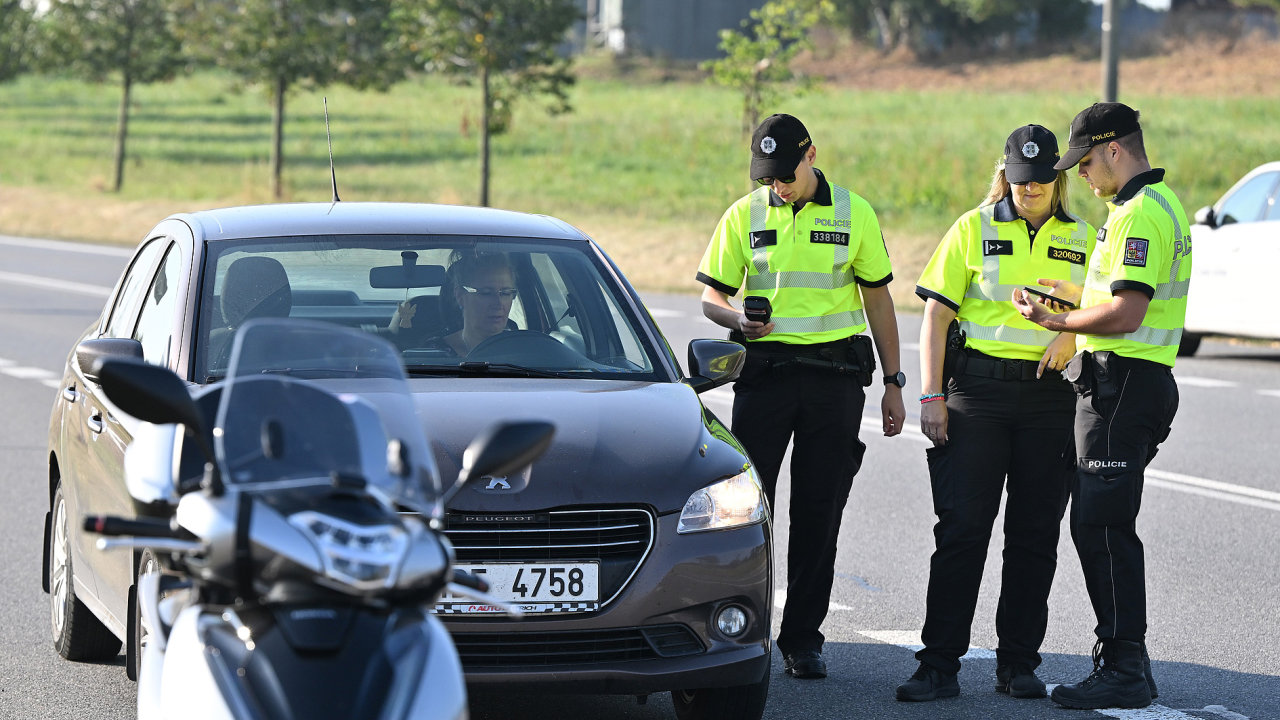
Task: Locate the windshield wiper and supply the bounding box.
[403,361,574,378]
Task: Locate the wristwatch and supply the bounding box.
[883,371,906,388]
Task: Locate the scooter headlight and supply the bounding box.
[677,468,767,534]
[289,511,408,590]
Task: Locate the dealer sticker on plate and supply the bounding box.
[433,562,601,615]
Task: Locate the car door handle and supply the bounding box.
[86,413,104,435]
[62,384,78,403]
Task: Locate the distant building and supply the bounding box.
[582,0,760,60]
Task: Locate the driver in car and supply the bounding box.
[393,251,517,356]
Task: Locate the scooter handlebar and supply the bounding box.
[451,568,490,593]
[83,515,182,538]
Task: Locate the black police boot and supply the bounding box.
[995,663,1047,699]
[783,650,827,679]
[1143,642,1159,699]
[1051,639,1153,710]
[896,662,959,702]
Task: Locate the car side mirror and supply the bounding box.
[684,339,746,394]
[1194,205,1216,228]
[75,338,143,384]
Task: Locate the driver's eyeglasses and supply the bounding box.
[460,285,518,299]
[756,173,797,187]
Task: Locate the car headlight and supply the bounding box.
[677,469,767,534]
[289,511,408,591]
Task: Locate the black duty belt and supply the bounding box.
[963,352,1048,381]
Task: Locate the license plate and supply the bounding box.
[434,562,600,615]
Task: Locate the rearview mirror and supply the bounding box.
[1194,205,1216,228]
[369,264,446,289]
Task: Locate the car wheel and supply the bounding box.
[125,549,160,681]
[1177,332,1202,357]
[670,670,769,720]
[48,483,122,661]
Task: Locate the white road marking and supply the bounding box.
[774,588,855,612]
[1257,389,1280,399]
[0,235,133,256]
[1147,470,1280,513]
[0,270,113,297]
[1,365,55,380]
[1177,376,1238,388]
[646,307,682,318]
[861,631,1232,719]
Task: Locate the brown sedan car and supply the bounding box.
[44,202,772,719]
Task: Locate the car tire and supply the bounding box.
[1177,332,1202,357]
[48,484,122,661]
[670,670,769,720]
[126,549,162,682]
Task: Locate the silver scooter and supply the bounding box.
[84,318,553,720]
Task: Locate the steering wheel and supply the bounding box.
[467,330,586,366]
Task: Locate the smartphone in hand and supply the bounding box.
[1022,286,1077,309]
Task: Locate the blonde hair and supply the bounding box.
[981,158,1072,217]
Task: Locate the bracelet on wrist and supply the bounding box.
[919,393,945,403]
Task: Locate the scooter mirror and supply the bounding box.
[445,421,555,506]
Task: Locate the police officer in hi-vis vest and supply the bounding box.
[696,113,905,680]
[897,124,1096,703]
[1014,102,1190,710]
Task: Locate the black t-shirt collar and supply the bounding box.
[1112,168,1166,205]
[768,168,833,208]
[992,193,1074,224]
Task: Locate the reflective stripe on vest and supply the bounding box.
[963,205,1089,304]
[743,186,865,333]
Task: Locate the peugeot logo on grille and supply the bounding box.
[484,476,511,490]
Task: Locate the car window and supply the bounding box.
[103,237,166,339]
[133,244,182,367]
[1217,171,1280,225]
[197,235,664,382]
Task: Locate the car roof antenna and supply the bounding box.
[324,97,341,204]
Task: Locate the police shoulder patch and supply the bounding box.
[1123,238,1149,267]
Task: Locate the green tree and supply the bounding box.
[394,0,578,207]
[703,0,836,138]
[36,0,183,191]
[174,0,406,199]
[0,1,38,83]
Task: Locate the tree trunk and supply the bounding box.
[112,72,132,193]
[271,75,286,200]
[479,64,491,208]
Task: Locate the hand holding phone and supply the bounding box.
[1022,286,1077,309]
[743,295,772,324]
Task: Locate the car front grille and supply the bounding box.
[443,508,654,610]
[451,625,705,668]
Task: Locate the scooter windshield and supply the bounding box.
[213,318,440,510]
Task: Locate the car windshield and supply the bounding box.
[214,317,440,511]
[197,235,663,383]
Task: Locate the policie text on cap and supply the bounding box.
[1054,102,1141,171]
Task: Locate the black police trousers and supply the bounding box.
[917,361,1075,676]
[1069,351,1178,643]
[730,347,867,657]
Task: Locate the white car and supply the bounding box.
[1183,161,1280,355]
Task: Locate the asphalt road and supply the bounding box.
[1,235,1277,719]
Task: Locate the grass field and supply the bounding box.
[2,65,1277,304]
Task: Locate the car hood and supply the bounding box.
[409,378,747,514]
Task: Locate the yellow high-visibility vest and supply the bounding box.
[1079,171,1191,367]
[917,196,1096,361]
[697,171,892,345]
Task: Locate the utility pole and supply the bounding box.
[1101,0,1120,102]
